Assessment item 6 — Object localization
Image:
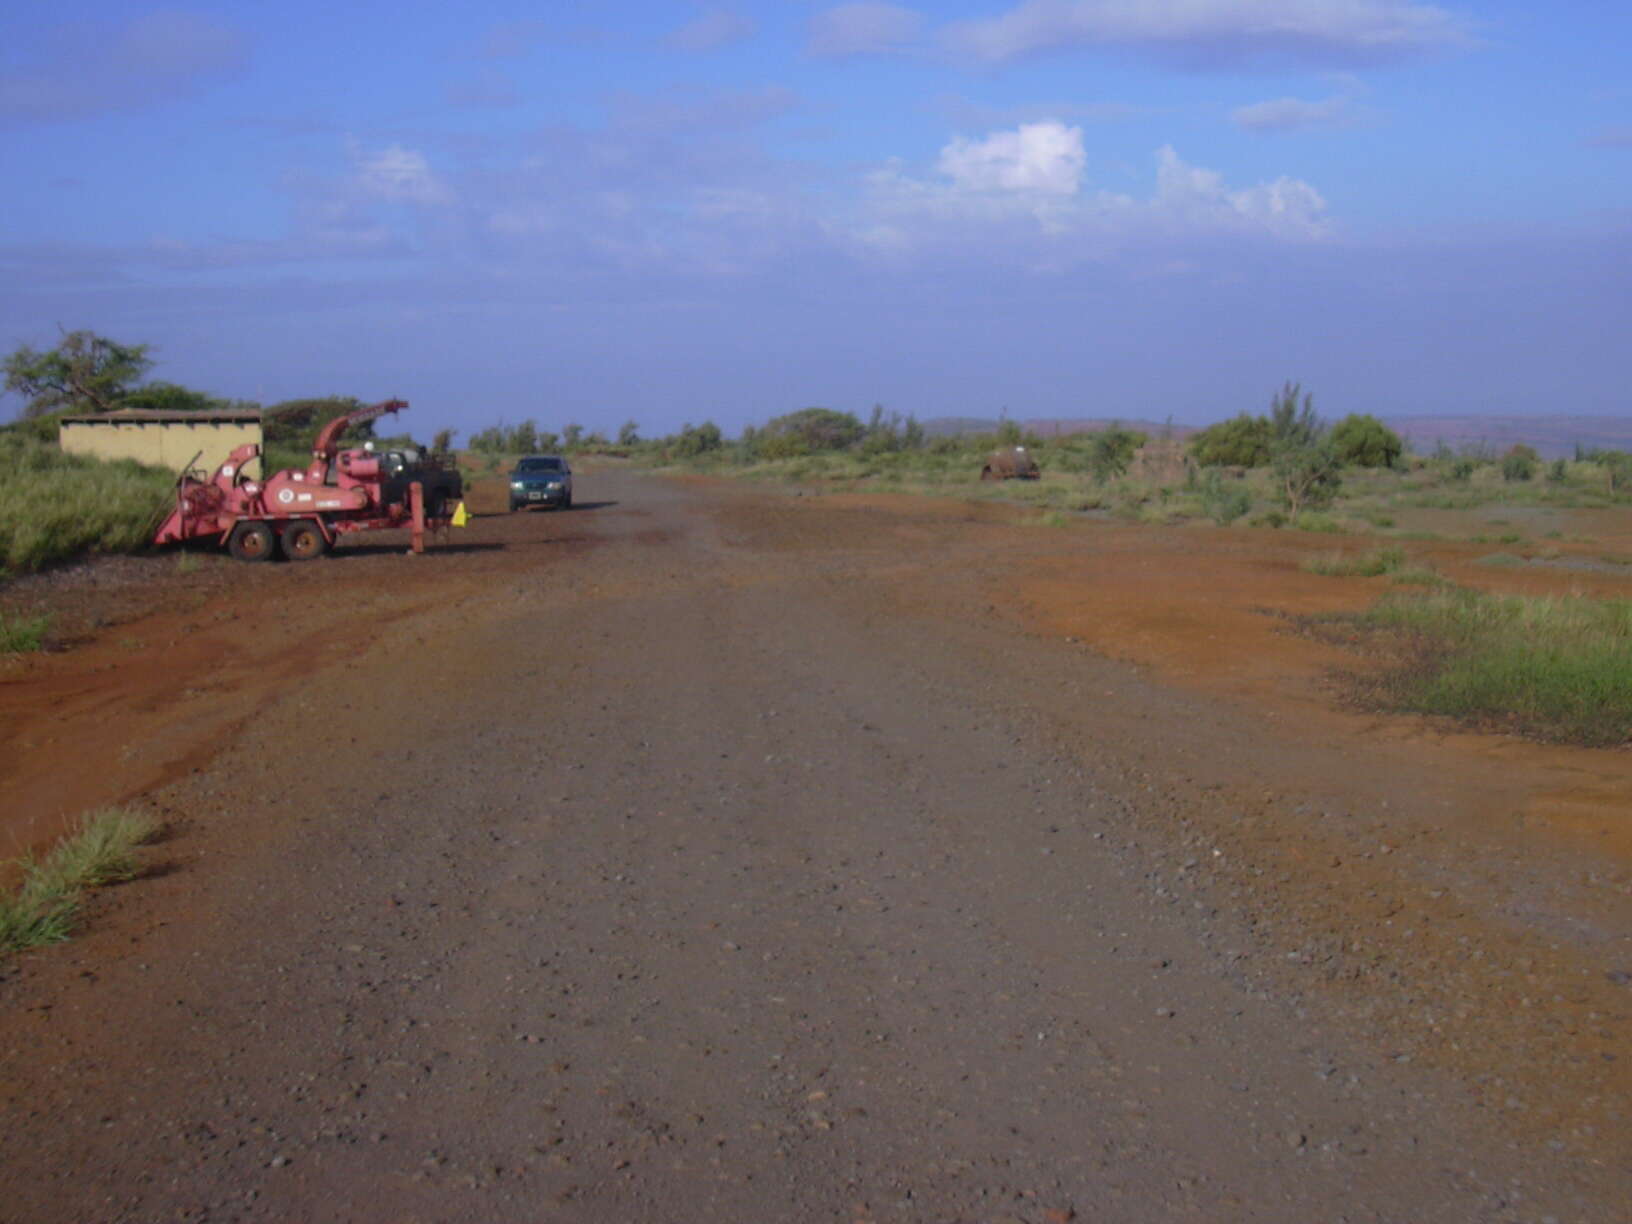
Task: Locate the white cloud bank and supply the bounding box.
[861,121,1328,257]
[944,0,1470,67]
[938,122,1087,195]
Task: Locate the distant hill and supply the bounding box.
[1383,415,1632,460]
[921,416,1196,440]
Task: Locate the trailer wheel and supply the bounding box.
[228,521,276,562]
[281,520,328,561]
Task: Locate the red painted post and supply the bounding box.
[410,481,425,554]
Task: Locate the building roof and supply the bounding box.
[59,408,263,425]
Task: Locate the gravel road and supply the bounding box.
[1,471,1625,1222]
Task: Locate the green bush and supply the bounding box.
[1502,446,1538,482]
[1200,470,1252,524]
[1191,413,1274,467]
[1330,414,1404,468]
[762,407,864,453]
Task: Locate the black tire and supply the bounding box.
[509,501,522,513]
[561,491,573,509]
[426,492,446,520]
[228,521,276,562]
[281,520,327,561]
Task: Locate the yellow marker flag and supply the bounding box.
[451,501,469,527]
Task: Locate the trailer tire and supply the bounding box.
[281,520,328,561]
[228,521,277,562]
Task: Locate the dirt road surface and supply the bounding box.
[2,470,1628,1222]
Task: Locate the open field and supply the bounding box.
[1,467,1629,1220]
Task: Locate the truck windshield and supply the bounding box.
[516,458,563,472]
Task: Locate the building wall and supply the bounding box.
[59,420,263,476]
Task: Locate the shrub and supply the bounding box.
[1330,414,1404,468]
[1502,445,1538,482]
[671,421,724,458]
[1083,426,1147,483]
[1200,470,1252,524]
[763,407,864,453]
[1273,439,1343,521]
[1191,413,1274,467]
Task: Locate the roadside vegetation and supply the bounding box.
[1316,590,1632,747]
[0,610,51,652]
[0,428,175,574]
[0,807,158,957]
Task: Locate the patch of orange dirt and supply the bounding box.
[1000,520,1632,866]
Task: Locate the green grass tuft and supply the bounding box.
[0,612,51,653]
[1302,546,1407,577]
[1343,590,1632,746]
[0,808,158,958]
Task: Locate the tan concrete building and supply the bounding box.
[59,409,264,476]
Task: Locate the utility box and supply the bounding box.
[59,409,264,476]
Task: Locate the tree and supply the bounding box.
[672,421,723,458]
[3,330,152,416]
[1330,414,1404,468]
[562,423,584,447]
[617,420,640,446]
[432,428,457,453]
[1190,413,1275,467]
[510,420,539,454]
[263,397,369,450]
[1269,381,1319,447]
[121,381,247,414]
[1274,438,1343,521]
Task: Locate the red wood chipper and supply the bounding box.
[154,398,463,561]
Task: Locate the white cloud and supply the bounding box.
[1231,94,1356,132]
[859,127,1328,257]
[668,8,757,52]
[809,3,925,56]
[1153,145,1327,235]
[353,145,454,207]
[942,0,1470,68]
[938,122,1086,195]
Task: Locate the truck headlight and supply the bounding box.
[510,481,524,489]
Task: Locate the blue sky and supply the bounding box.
[2,1,1628,439]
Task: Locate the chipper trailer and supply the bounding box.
[153,398,463,561]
